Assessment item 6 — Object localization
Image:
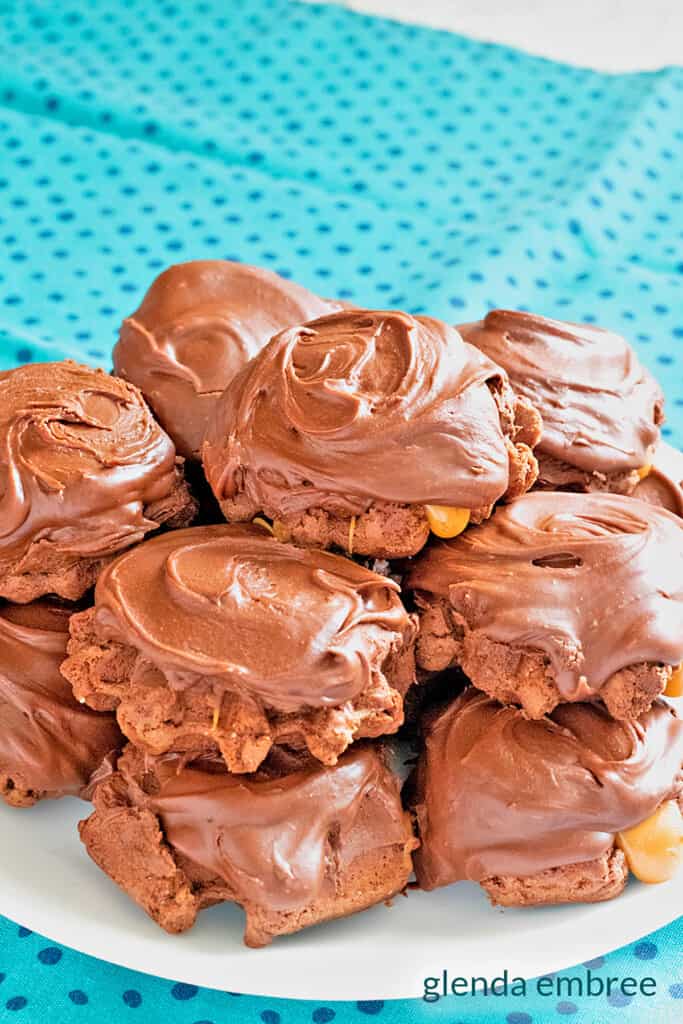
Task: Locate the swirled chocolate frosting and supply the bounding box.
[0,600,121,800]
[412,689,683,888]
[407,491,683,700]
[89,523,414,713]
[0,361,181,569]
[114,261,338,459]
[203,310,515,517]
[459,310,663,477]
[126,745,410,911]
[634,443,683,517]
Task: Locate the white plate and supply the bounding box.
[1,795,681,1000]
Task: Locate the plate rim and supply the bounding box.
[1,797,681,1001]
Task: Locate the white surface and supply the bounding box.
[1,795,681,1000]
[313,1,683,71]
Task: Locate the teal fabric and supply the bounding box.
[1,915,682,1022]
[0,1,681,1020]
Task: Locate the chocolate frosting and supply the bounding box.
[412,689,683,888]
[0,361,181,568]
[114,261,337,459]
[131,745,408,911]
[0,600,121,799]
[634,442,683,517]
[203,310,515,517]
[90,523,414,712]
[407,491,683,700]
[459,310,663,476]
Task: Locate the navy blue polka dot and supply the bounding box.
[313,1008,335,1023]
[123,990,142,1008]
[608,992,632,1008]
[171,983,198,1001]
[69,990,88,1005]
[356,1003,384,1016]
[6,996,28,1011]
[37,947,62,966]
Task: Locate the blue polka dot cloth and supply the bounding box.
[0,916,682,1023]
[0,0,681,1020]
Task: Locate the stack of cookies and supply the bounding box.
[2,261,682,948]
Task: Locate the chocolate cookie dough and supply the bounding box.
[633,442,683,517]
[459,310,663,494]
[62,523,417,772]
[80,743,417,946]
[0,599,121,807]
[0,361,196,603]
[407,491,683,720]
[113,261,338,460]
[409,689,683,905]
[202,310,541,559]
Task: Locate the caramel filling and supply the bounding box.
[252,516,275,536]
[347,516,357,555]
[425,505,471,539]
[617,800,683,884]
[665,664,683,698]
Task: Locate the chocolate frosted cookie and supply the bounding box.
[80,743,417,946]
[459,310,663,494]
[407,491,683,719]
[113,261,337,460]
[203,310,541,559]
[0,600,121,807]
[409,690,683,905]
[0,361,196,603]
[633,442,683,518]
[62,523,417,772]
